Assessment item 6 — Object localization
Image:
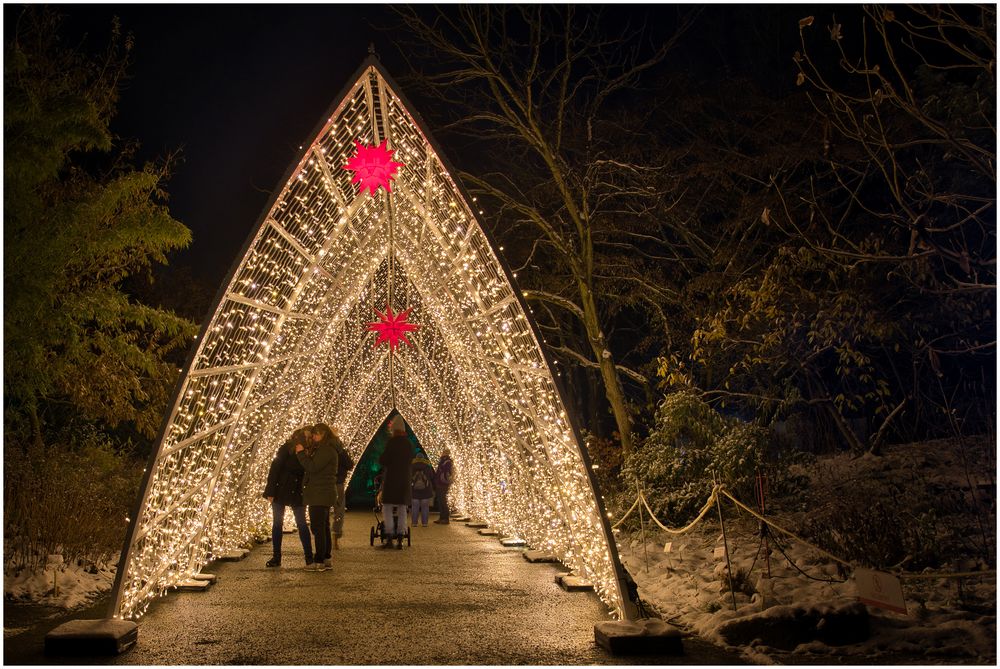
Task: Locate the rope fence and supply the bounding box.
[611,482,995,583]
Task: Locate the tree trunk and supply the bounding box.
[579,282,634,454]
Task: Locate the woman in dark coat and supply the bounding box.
[296,423,339,571]
[263,427,314,568]
[378,416,414,549]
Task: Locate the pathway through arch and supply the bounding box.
[113,54,632,623]
[100,513,741,665]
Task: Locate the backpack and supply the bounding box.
[435,458,454,487]
[412,468,430,492]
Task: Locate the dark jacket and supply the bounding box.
[263,441,306,506]
[296,441,338,506]
[333,436,354,485]
[435,454,454,490]
[410,458,435,501]
[379,434,413,505]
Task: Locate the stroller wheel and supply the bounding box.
[370,526,375,546]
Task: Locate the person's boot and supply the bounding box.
[265,556,281,567]
[381,538,395,549]
[395,536,403,550]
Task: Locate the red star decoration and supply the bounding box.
[367,305,421,350]
[342,139,404,196]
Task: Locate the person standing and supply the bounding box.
[330,427,354,550]
[410,454,435,528]
[262,427,314,568]
[378,416,413,549]
[296,423,338,571]
[433,447,455,524]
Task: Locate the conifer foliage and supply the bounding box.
[4,8,197,568]
[4,8,197,442]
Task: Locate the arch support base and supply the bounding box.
[45,619,138,656]
[594,618,684,655]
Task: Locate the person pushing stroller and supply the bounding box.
[378,415,413,549]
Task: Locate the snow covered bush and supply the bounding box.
[800,480,938,570]
[4,424,142,573]
[795,437,995,571]
[622,390,769,524]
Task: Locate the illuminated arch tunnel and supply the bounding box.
[109,56,634,622]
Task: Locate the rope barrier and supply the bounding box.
[898,570,996,581]
[610,494,642,530]
[638,486,720,535]
[717,487,854,568]
[612,482,997,584]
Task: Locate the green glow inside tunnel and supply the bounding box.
[345,410,426,509]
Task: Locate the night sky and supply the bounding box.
[20,4,810,295]
[39,4,404,289]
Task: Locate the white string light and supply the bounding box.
[111,64,625,620]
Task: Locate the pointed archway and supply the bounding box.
[110,56,633,621]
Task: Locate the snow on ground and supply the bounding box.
[3,438,994,664]
[619,438,996,664]
[4,559,116,611]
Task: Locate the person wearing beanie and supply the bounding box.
[296,423,339,570]
[433,447,455,524]
[378,415,414,549]
[410,454,436,527]
[262,427,314,568]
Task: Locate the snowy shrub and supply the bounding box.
[622,390,770,524]
[721,566,757,597]
[4,425,142,572]
[797,437,996,571]
[800,479,940,570]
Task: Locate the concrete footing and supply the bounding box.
[500,537,527,547]
[465,521,488,529]
[193,572,217,583]
[218,549,250,561]
[45,619,138,656]
[555,573,593,591]
[173,578,210,591]
[594,618,684,655]
[523,550,558,563]
[477,528,499,536]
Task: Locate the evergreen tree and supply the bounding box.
[4,8,198,444]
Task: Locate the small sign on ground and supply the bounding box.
[855,567,907,614]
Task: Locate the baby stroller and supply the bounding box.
[369,503,411,547]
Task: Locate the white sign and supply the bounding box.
[663,541,673,553]
[855,568,907,614]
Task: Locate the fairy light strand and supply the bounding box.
[111,65,625,621]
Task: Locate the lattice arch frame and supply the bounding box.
[110,56,634,621]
